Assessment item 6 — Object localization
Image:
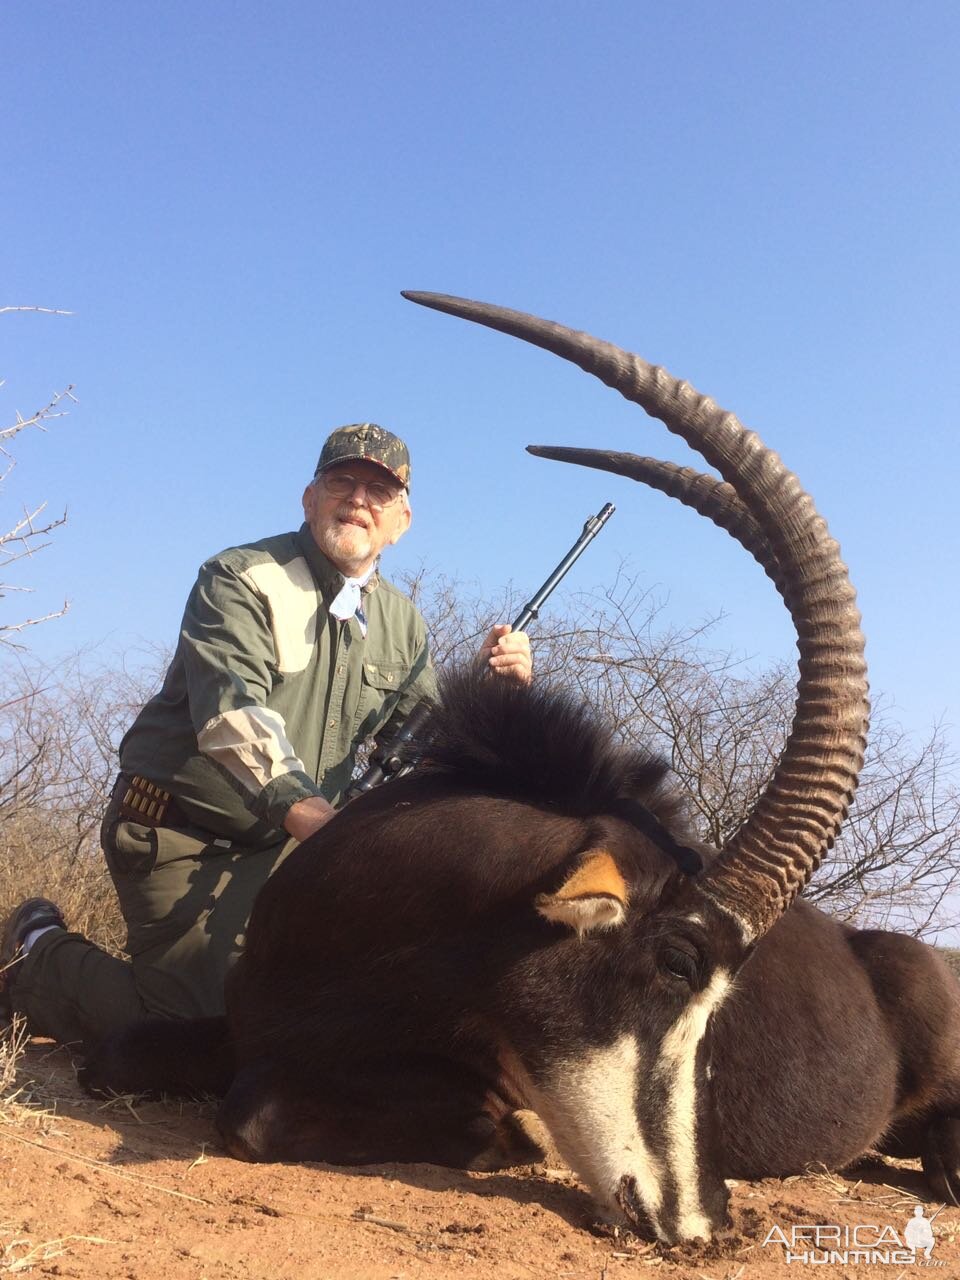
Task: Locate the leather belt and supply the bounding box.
[112,772,189,829]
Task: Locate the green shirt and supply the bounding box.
[119,524,435,846]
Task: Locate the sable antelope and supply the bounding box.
[81,294,960,1245]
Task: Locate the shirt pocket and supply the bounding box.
[355,658,407,737]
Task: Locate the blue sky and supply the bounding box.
[4,0,958,745]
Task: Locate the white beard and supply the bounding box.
[315,513,379,576]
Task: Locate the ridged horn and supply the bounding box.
[402,291,869,943]
[526,445,786,598]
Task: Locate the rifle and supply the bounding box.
[344,501,616,801]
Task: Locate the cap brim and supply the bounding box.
[316,455,408,489]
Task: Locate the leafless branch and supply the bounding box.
[0,305,73,316]
[2,310,75,639]
[0,648,168,950]
[0,603,70,646]
[0,385,77,446]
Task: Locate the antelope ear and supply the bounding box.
[535,849,629,936]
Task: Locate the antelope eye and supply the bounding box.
[659,945,700,986]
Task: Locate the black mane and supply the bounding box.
[416,667,695,843]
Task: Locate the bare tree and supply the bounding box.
[1,305,75,645]
[804,710,960,937]
[0,648,167,950]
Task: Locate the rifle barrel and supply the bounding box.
[512,502,615,632]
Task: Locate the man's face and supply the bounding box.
[302,460,411,577]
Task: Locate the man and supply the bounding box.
[1,424,531,1047]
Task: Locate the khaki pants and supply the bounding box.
[12,792,295,1049]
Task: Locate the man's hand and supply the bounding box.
[479,624,533,684]
[284,795,337,842]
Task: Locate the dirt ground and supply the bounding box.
[2,1040,958,1280]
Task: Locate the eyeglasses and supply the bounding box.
[319,471,404,512]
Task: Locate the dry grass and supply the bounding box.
[0,1227,112,1274]
[0,647,166,958]
[0,1017,28,1106]
[0,819,124,956]
[0,1018,61,1134]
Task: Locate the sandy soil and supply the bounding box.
[2,1040,958,1280]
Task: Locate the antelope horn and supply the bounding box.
[402,291,869,944]
[525,445,787,599]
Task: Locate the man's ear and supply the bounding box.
[302,480,318,519]
[389,501,412,545]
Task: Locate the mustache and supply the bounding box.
[334,508,371,529]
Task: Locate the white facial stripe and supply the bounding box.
[655,968,731,1240]
[702,891,758,947]
[537,1035,665,1232]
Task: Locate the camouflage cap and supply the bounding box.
[314,423,411,490]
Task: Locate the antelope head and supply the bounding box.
[403,291,869,1244]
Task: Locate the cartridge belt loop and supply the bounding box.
[113,772,188,830]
